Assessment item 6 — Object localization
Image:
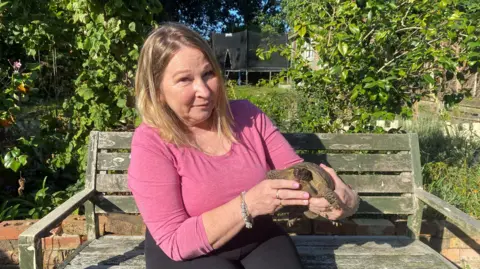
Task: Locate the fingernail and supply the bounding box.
[303,200,309,205]
[303,192,309,198]
[293,183,300,188]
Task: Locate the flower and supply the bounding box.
[13,60,21,72]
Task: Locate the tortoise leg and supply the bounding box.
[321,189,341,210]
[303,210,320,219]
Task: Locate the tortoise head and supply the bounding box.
[293,167,313,181]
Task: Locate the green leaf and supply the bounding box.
[10,160,21,172]
[77,86,95,101]
[467,26,475,35]
[128,22,136,32]
[96,14,105,24]
[299,25,307,37]
[0,2,9,9]
[26,63,41,71]
[468,42,480,49]
[28,208,36,215]
[423,74,435,85]
[120,30,127,39]
[331,65,342,75]
[350,88,359,102]
[364,81,377,89]
[294,24,301,32]
[117,98,126,108]
[348,24,360,34]
[337,42,348,56]
[18,155,27,165]
[3,152,13,167]
[362,77,375,83]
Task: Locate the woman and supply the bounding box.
[128,22,359,269]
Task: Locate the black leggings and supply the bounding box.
[145,216,304,269]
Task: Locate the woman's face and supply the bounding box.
[160,46,219,129]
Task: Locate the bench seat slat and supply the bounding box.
[96,173,413,193]
[94,196,414,215]
[63,236,454,269]
[97,153,412,172]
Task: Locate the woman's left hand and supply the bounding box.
[308,164,360,220]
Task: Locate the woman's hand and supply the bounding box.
[245,179,310,218]
[308,164,360,220]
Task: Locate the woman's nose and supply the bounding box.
[193,79,211,98]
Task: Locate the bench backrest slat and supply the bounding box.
[93,195,414,215]
[97,132,411,151]
[95,173,413,193]
[96,152,412,172]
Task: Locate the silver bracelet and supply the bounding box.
[240,191,253,229]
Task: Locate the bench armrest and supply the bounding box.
[415,188,480,239]
[18,189,95,269]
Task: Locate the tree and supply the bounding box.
[160,0,280,35]
[259,0,480,132]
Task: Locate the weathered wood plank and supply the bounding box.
[94,195,413,214]
[340,174,412,193]
[97,152,412,172]
[96,132,412,151]
[65,265,145,269]
[63,236,455,269]
[298,254,453,269]
[415,188,480,238]
[459,98,480,108]
[458,105,480,115]
[283,133,411,151]
[86,131,100,241]
[96,174,130,192]
[292,235,410,246]
[96,174,413,193]
[68,253,145,266]
[357,196,413,214]
[301,153,412,172]
[18,189,94,269]
[97,153,130,171]
[293,236,456,269]
[407,133,424,239]
[98,132,134,149]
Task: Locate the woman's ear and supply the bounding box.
[158,90,165,103]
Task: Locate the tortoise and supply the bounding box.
[266,162,341,220]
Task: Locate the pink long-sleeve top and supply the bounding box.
[127,100,303,261]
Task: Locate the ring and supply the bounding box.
[276,189,280,199]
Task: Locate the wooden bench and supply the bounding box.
[18,131,480,269]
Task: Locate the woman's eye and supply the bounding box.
[178,77,191,83]
[203,70,214,78]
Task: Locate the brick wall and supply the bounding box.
[1,215,478,268]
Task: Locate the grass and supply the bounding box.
[401,115,480,219]
[227,84,293,100]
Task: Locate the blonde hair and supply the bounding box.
[135,22,237,148]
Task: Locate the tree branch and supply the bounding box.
[376,51,409,74]
[396,27,422,33]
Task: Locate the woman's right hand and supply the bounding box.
[244,179,310,218]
